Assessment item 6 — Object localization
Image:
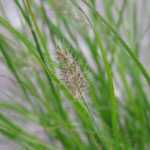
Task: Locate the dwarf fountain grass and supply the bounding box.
[0,0,150,149]
[56,50,87,99]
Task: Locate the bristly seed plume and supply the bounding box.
[56,50,86,99]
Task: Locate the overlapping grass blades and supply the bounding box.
[0,0,149,149]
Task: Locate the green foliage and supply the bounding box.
[0,0,149,149]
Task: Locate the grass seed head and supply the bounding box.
[56,50,86,99]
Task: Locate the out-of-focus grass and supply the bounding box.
[0,0,149,149]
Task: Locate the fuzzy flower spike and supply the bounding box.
[56,50,86,99]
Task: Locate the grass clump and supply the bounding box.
[0,0,150,149]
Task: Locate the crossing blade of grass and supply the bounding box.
[0,102,30,117]
[23,1,69,119]
[0,16,40,61]
[0,36,31,103]
[82,0,150,85]
[0,114,52,150]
